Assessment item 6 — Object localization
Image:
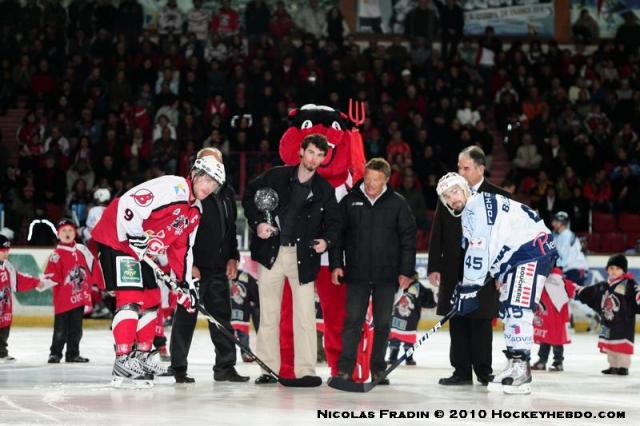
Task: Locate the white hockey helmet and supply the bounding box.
[436,172,471,217]
[94,188,111,203]
[192,156,226,186]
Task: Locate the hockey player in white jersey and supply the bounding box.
[437,173,558,394]
[551,211,589,285]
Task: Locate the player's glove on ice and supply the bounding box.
[451,284,481,316]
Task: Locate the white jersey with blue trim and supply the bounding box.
[461,192,553,286]
[553,228,589,271]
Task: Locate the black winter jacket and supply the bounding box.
[329,182,417,285]
[242,166,340,284]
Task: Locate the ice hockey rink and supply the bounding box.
[0,327,637,426]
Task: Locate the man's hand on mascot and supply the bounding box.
[257,223,277,239]
[331,268,344,285]
[311,239,327,253]
[398,274,413,290]
[226,259,238,280]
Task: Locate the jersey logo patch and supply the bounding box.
[131,189,154,207]
[49,253,60,263]
[510,261,536,307]
[174,183,187,197]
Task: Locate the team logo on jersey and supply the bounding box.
[131,189,154,207]
[49,253,60,263]
[601,293,620,321]
[469,237,486,249]
[396,294,415,318]
[172,208,181,216]
[230,280,247,305]
[167,215,189,236]
[0,287,10,308]
[65,266,88,293]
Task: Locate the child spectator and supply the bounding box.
[44,219,104,363]
[571,254,640,375]
[230,269,259,363]
[387,272,435,366]
[532,267,573,372]
[1,235,54,361]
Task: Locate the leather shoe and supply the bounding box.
[214,368,250,382]
[602,367,619,375]
[66,355,89,363]
[372,372,390,385]
[476,375,493,386]
[438,374,472,385]
[255,374,278,384]
[48,355,61,364]
[175,374,196,383]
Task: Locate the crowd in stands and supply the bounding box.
[0,0,639,251]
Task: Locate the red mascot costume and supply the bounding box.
[277,102,371,381]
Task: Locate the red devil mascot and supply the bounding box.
[278,102,372,381]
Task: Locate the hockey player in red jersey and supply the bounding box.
[92,156,226,388]
[0,235,56,362]
[44,219,105,364]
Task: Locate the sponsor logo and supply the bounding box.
[174,183,187,196]
[131,189,154,207]
[510,324,521,334]
[511,261,536,307]
[352,202,364,206]
[49,253,60,263]
[484,193,497,225]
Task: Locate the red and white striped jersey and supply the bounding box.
[92,175,202,283]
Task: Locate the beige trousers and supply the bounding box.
[256,246,317,377]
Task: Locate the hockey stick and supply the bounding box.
[142,256,321,387]
[327,308,456,392]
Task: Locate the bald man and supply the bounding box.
[169,148,248,383]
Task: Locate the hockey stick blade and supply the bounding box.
[142,256,321,387]
[328,309,456,393]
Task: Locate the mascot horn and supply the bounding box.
[278,101,371,382]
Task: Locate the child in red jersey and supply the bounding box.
[44,219,104,363]
[0,235,55,362]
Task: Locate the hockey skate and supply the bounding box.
[111,354,154,389]
[134,350,173,383]
[501,353,532,395]
[487,351,514,392]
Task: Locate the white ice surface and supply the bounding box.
[0,327,638,426]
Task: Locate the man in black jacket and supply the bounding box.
[428,146,509,386]
[169,148,248,383]
[242,134,340,384]
[330,158,416,384]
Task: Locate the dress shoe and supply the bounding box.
[617,368,629,376]
[602,367,619,375]
[531,360,546,370]
[66,355,89,363]
[175,374,196,383]
[372,372,390,385]
[214,368,250,382]
[549,363,563,372]
[476,375,493,386]
[48,354,61,364]
[255,374,278,384]
[405,356,416,366]
[438,374,472,385]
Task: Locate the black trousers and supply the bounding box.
[170,270,236,374]
[449,316,493,379]
[50,306,84,359]
[338,281,397,375]
[0,326,9,357]
[538,344,564,364]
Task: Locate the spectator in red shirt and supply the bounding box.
[583,169,613,212]
[210,0,240,39]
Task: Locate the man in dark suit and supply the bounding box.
[428,146,509,386]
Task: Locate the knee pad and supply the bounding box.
[114,303,142,318]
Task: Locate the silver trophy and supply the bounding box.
[254,187,279,235]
